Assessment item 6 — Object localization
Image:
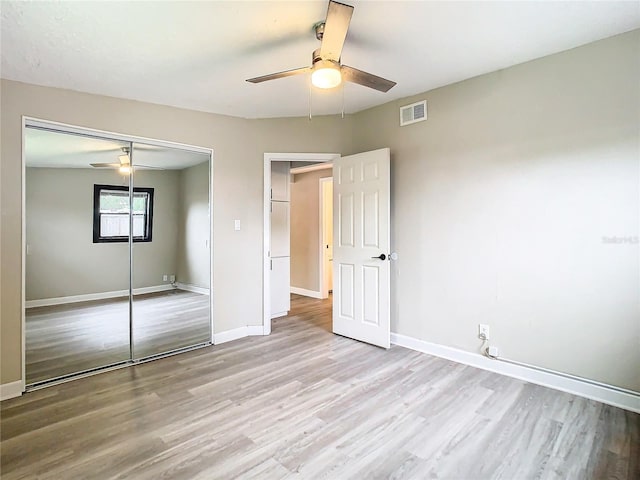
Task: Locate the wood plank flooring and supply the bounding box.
[26,289,210,384]
[2,294,638,479]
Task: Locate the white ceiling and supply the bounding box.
[25,128,210,169]
[2,1,639,119]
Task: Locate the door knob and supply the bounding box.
[371,254,386,260]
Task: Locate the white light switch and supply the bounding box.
[234,220,241,231]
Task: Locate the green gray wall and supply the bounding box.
[0,80,353,386]
[352,30,639,391]
[290,169,333,293]
[177,160,211,289]
[2,30,638,392]
[25,167,180,300]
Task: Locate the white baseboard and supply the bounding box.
[213,325,267,345]
[213,327,248,345]
[290,287,323,299]
[176,282,210,295]
[248,325,266,336]
[271,311,288,319]
[0,380,24,401]
[391,332,640,414]
[26,284,175,308]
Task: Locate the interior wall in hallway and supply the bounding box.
[290,169,332,293]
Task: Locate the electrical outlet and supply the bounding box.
[163,274,168,282]
[478,324,490,340]
[170,275,176,282]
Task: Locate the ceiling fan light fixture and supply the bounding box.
[311,60,341,89]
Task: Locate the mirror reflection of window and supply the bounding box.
[93,185,154,242]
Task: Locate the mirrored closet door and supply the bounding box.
[24,125,212,387]
[130,143,211,359]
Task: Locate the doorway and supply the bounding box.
[263,153,339,334]
[22,119,214,387]
[263,148,392,349]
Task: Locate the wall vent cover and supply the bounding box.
[400,100,427,126]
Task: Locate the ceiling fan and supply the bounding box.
[246,0,396,93]
[90,147,163,173]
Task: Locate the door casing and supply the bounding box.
[320,177,334,299]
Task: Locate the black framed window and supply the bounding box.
[93,184,154,243]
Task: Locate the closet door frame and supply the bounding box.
[21,117,214,391]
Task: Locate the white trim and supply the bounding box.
[391,332,640,414]
[213,324,271,344]
[0,381,24,401]
[290,286,323,299]
[175,282,210,295]
[263,153,340,337]
[319,177,333,299]
[21,117,27,387]
[290,163,333,175]
[25,284,175,309]
[263,158,272,335]
[248,325,266,336]
[208,154,215,346]
[213,327,248,345]
[25,117,212,154]
[271,311,288,319]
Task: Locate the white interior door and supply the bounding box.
[332,148,390,348]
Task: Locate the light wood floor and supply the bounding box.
[26,289,210,384]
[2,294,638,479]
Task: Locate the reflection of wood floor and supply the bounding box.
[26,289,210,384]
[4,294,638,479]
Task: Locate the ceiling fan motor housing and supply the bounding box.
[312,48,340,67]
[312,48,323,65]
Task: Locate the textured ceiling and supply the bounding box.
[25,128,210,169]
[2,1,639,119]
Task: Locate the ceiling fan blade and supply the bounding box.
[320,1,354,62]
[246,67,309,83]
[90,163,121,168]
[341,65,396,92]
[133,165,166,170]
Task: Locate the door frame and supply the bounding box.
[263,153,339,334]
[21,116,214,391]
[319,176,333,299]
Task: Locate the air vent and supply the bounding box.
[400,100,427,126]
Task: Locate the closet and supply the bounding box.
[24,122,213,386]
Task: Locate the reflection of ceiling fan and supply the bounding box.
[90,147,163,173]
[247,0,396,92]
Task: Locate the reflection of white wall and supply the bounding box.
[177,161,210,288]
[25,167,180,300]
